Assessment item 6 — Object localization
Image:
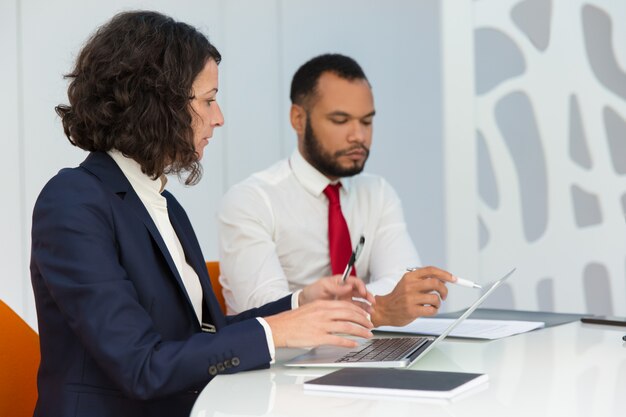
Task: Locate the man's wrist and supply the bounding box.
[370,294,388,327]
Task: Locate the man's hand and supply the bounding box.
[298,275,376,311]
[265,300,374,348]
[370,266,456,327]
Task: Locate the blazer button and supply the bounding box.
[208,365,218,376]
[217,362,225,372]
[232,357,240,367]
[224,359,232,368]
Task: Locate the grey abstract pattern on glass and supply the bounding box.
[477,130,500,209]
[536,277,554,311]
[583,262,613,316]
[495,91,548,242]
[482,283,515,309]
[474,1,625,314]
[604,106,626,175]
[569,95,592,170]
[474,28,526,95]
[582,5,626,101]
[570,185,602,228]
[620,193,626,217]
[478,216,489,250]
[511,0,552,51]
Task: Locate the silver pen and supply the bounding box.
[405,267,482,289]
[341,236,365,282]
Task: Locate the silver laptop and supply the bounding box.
[285,268,516,368]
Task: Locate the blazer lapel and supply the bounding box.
[79,152,199,324]
[168,208,226,328]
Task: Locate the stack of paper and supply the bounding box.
[376,318,544,340]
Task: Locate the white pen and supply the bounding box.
[405,267,482,289]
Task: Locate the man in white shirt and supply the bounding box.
[218,54,456,327]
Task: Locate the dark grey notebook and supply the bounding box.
[304,368,488,398]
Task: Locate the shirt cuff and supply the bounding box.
[291,290,302,309]
[256,317,276,364]
[366,277,400,297]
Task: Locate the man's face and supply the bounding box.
[298,72,375,180]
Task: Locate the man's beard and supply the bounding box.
[302,117,369,178]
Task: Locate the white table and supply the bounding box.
[191,322,626,417]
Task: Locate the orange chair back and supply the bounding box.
[0,299,40,417]
[206,261,226,314]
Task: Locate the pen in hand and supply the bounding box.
[341,236,365,283]
[405,267,482,289]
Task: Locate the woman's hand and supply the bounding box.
[298,275,376,312]
[265,299,374,348]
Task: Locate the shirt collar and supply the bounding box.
[289,148,352,197]
[107,149,167,201]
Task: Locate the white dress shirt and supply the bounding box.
[218,149,421,314]
[108,150,277,358]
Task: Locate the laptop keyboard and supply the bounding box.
[335,337,429,363]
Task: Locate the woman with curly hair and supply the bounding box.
[31,10,374,417]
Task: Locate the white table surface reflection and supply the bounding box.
[191,322,626,417]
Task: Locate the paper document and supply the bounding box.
[376,318,545,340]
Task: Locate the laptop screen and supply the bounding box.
[414,268,516,358]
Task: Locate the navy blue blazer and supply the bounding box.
[30,152,291,417]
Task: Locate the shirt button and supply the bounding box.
[224,359,232,368]
[208,365,218,376]
[232,357,240,367]
[217,362,225,372]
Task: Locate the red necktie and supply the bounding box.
[323,183,356,276]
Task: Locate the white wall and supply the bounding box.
[1,0,444,328]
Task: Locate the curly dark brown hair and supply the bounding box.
[55,10,221,185]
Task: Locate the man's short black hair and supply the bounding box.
[289,53,368,107]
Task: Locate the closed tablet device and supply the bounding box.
[304,368,488,399]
